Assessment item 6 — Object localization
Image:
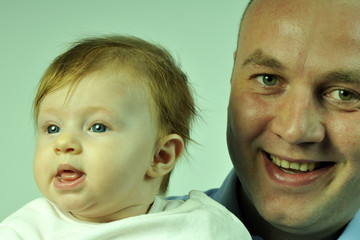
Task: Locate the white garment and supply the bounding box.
[0,190,251,240]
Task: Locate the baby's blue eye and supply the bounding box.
[90,124,109,133]
[47,125,60,134]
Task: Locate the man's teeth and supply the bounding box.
[270,155,317,172]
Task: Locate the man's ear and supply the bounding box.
[146,134,184,178]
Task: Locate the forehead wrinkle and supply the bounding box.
[242,49,286,71]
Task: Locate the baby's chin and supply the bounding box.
[47,194,98,220]
[60,202,107,223]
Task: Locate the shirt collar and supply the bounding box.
[213,168,360,239]
[210,169,243,220]
[338,210,360,239]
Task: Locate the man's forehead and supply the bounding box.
[245,0,360,21]
[245,0,357,25]
[233,0,360,82]
[239,0,360,49]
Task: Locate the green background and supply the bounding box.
[0,0,247,221]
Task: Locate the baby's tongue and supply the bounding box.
[61,171,82,181]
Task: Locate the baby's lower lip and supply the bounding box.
[59,170,83,181]
[54,172,86,190]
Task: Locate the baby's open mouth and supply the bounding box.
[56,165,85,182]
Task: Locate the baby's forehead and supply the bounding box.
[38,71,154,119]
[86,64,150,90]
[93,63,150,88]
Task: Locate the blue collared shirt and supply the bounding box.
[206,169,360,240]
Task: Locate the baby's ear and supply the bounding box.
[146,134,184,178]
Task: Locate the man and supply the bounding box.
[210,0,360,239]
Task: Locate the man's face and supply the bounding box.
[227,0,360,236]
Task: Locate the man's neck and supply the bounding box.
[235,181,343,240]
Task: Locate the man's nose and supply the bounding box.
[269,91,325,145]
[54,132,82,154]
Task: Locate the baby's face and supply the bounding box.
[34,68,160,222]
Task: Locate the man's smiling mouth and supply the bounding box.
[265,152,336,174]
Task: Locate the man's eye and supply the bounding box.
[324,88,360,110]
[47,125,60,134]
[255,74,278,86]
[328,89,355,101]
[90,124,109,133]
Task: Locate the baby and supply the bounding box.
[0,35,251,240]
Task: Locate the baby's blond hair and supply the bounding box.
[33,35,197,194]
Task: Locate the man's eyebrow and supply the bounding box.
[318,70,360,84]
[242,49,286,70]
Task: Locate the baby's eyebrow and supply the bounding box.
[82,106,116,116]
[38,108,60,116]
[242,49,286,71]
[39,106,114,114]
